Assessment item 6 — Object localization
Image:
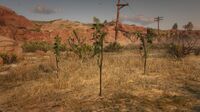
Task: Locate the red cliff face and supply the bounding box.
[0,5,39,42]
[0,5,35,29]
[0,5,148,46]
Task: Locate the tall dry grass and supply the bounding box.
[0,50,199,111]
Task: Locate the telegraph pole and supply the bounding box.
[154,16,164,37]
[114,0,128,42]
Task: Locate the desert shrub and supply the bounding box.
[1,61,56,82]
[167,22,199,58]
[22,41,52,52]
[194,47,200,56]
[0,53,17,64]
[4,64,53,82]
[68,30,93,60]
[69,43,93,59]
[104,42,123,52]
[80,44,93,56]
[167,44,185,58]
[123,44,137,50]
[4,65,39,82]
[39,63,55,73]
[60,44,67,52]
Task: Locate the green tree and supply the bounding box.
[172,23,178,30]
[53,35,62,77]
[170,23,179,45]
[92,17,107,96]
[134,28,155,74]
[183,22,193,31]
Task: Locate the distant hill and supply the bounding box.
[0,5,35,29]
[1,5,198,47]
[0,5,147,45]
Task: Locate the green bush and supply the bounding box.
[60,44,68,52]
[104,42,123,52]
[69,43,93,59]
[68,30,93,60]
[81,44,93,57]
[0,53,17,64]
[22,41,52,52]
[123,44,137,50]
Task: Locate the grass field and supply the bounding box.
[0,50,200,112]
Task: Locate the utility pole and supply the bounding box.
[114,0,128,43]
[154,16,164,37]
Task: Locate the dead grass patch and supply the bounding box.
[0,50,199,111]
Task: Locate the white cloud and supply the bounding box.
[120,15,155,26]
[31,5,57,15]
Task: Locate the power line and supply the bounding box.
[154,16,164,37]
[114,0,129,42]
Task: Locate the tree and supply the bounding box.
[170,23,179,45]
[168,22,198,58]
[119,28,155,74]
[183,22,193,31]
[53,35,62,78]
[146,28,156,44]
[104,20,108,24]
[172,23,178,30]
[134,28,155,74]
[92,17,107,96]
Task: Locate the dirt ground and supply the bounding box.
[0,50,200,112]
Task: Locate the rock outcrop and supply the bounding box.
[0,35,16,52]
[0,35,22,56]
[0,5,35,29]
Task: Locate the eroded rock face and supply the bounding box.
[0,5,38,42]
[0,5,147,46]
[1,4,200,48]
[40,20,146,45]
[0,35,16,51]
[0,5,35,29]
[0,35,22,55]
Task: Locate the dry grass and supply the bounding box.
[0,50,200,112]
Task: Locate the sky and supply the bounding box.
[0,0,200,30]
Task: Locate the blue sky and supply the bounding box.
[0,0,200,29]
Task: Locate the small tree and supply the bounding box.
[168,22,198,58]
[183,22,193,31]
[171,23,179,40]
[172,23,178,30]
[121,28,155,74]
[134,28,155,74]
[53,35,62,77]
[92,17,107,96]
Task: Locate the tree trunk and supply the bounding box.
[55,56,59,78]
[99,40,104,96]
[142,37,147,75]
